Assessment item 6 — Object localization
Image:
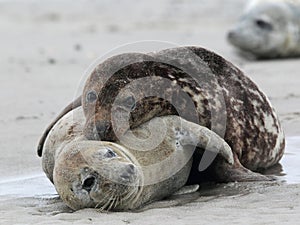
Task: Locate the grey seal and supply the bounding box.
[227,0,300,58]
[43,107,235,211]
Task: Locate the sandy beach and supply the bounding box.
[1,0,300,224]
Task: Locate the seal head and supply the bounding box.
[227,0,300,58]
[53,141,142,211]
[82,52,198,142]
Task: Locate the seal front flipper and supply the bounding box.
[172,184,199,195]
[174,118,234,167]
[37,96,82,157]
[172,117,272,182]
[134,186,200,212]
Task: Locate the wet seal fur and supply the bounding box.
[43,107,235,211]
[38,46,285,182]
[227,0,300,58]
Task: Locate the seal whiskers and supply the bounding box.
[96,195,114,212]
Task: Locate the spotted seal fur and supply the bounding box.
[38,46,285,182]
[43,107,235,210]
[227,0,300,58]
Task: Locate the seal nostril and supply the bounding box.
[120,173,130,180]
[82,176,96,192]
[126,164,135,174]
[96,121,111,140]
[227,31,235,39]
[120,164,136,181]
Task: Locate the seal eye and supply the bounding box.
[123,96,136,110]
[86,90,98,103]
[104,148,117,158]
[82,176,96,192]
[255,19,273,31]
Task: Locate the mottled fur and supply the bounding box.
[82,46,285,172]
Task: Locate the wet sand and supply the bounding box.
[0,0,300,224]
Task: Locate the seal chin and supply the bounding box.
[90,179,142,211]
[84,116,118,141]
[89,158,143,211]
[91,152,143,210]
[66,163,142,211]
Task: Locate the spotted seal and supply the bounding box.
[227,0,300,58]
[43,107,235,210]
[38,46,285,182]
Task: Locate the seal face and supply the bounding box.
[53,141,143,211]
[227,0,300,58]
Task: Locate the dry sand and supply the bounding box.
[0,0,300,224]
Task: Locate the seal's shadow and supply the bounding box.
[24,195,73,215]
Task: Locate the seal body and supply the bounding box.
[81,46,285,173]
[43,107,235,211]
[227,0,300,58]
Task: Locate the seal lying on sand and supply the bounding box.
[227,0,300,58]
[38,46,285,182]
[43,108,235,211]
